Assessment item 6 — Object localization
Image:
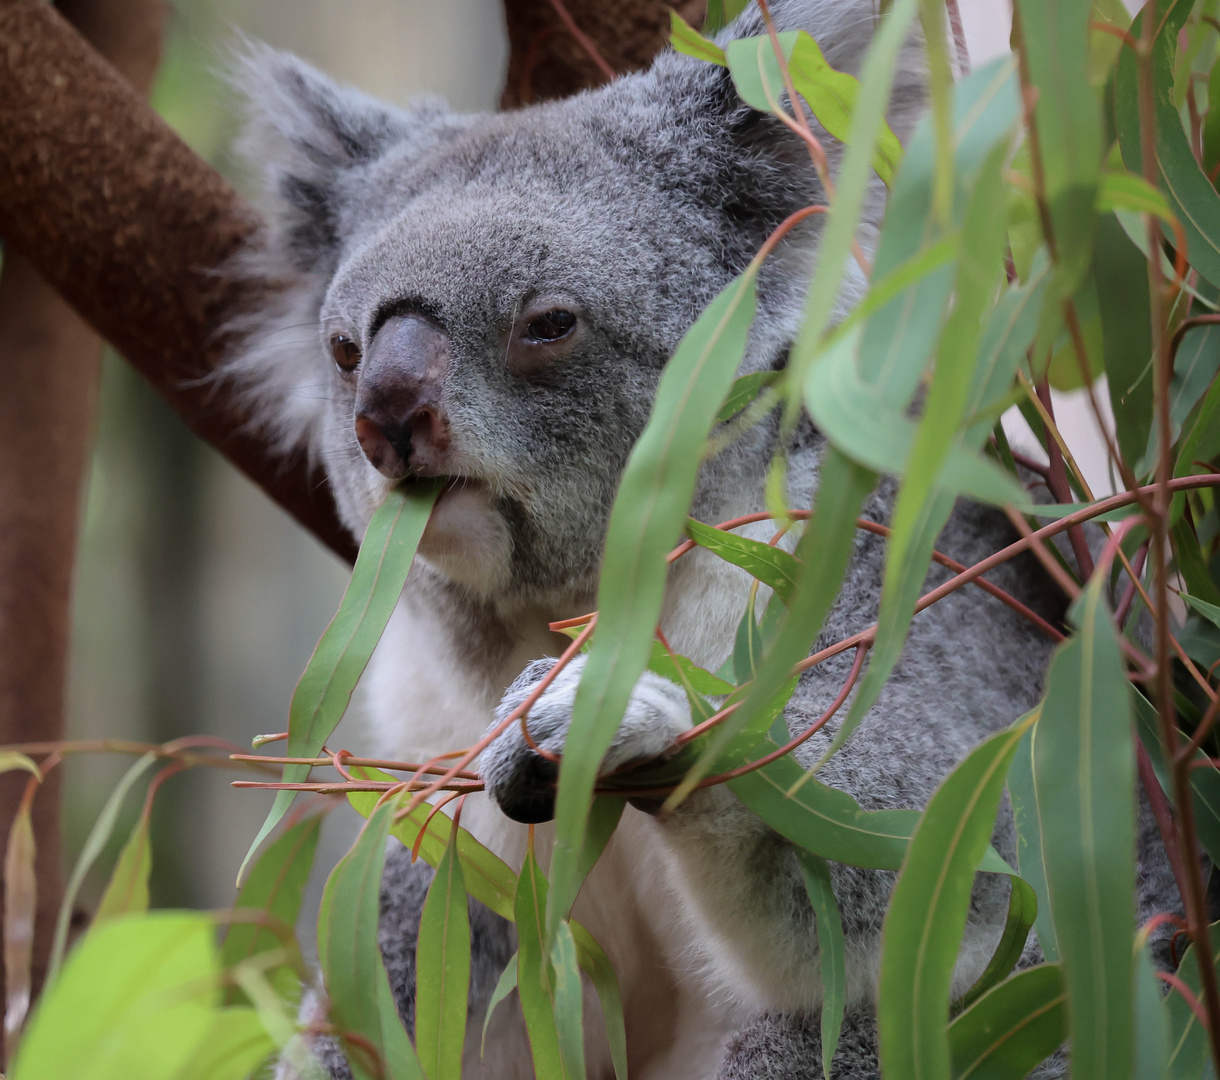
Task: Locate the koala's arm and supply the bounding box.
[480,652,1022,1017]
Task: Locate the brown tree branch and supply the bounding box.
[0,0,359,566]
[501,0,703,105]
[0,0,171,1037]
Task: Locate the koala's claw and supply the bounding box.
[481,656,693,824]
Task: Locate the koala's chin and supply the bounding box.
[414,481,514,596]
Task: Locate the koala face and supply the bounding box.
[227,0,924,610]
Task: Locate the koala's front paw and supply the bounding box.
[480,656,692,824]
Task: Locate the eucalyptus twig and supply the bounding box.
[545,0,616,82]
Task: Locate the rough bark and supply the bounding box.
[0,0,169,1033]
[0,0,358,565]
[501,0,703,106]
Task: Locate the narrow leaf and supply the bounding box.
[348,768,518,922]
[669,11,727,66]
[241,483,439,884]
[571,923,628,1080]
[93,813,151,922]
[797,851,844,1080]
[515,847,565,1079]
[878,716,1035,1080]
[481,954,518,1057]
[551,923,587,1080]
[686,518,799,602]
[221,811,321,998]
[1006,725,1058,961]
[49,751,156,980]
[4,780,37,1053]
[947,964,1066,1080]
[1034,578,1135,1080]
[548,271,758,938]
[415,821,470,1080]
[318,802,424,1080]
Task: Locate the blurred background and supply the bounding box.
[64,0,1100,919]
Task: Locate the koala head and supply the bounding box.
[226,0,924,612]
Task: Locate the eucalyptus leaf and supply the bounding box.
[947,964,1066,1080]
[1034,579,1135,1080]
[878,717,1035,1080]
[318,802,423,1080]
[415,822,471,1080]
[548,270,759,939]
[241,482,440,885]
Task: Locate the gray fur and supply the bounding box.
[226,2,1177,1078]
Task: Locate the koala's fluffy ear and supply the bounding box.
[231,44,427,272]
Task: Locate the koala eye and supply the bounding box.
[524,309,577,342]
[330,333,362,373]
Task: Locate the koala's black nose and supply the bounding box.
[353,315,451,478]
[489,753,559,825]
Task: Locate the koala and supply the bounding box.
[227,1,1178,1077]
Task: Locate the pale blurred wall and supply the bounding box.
[65,0,508,911]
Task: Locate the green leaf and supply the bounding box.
[1172,517,1220,608]
[241,483,440,884]
[4,772,38,1050]
[790,0,920,377]
[804,329,1027,509]
[726,32,903,184]
[859,58,1020,411]
[571,922,628,1080]
[668,448,876,807]
[1132,690,1220,867]
[220,810,320,1002]
[686,518,800,603]
[732,600,764,686]
[515,847,565,1079]
[646,640,735,697]
[93,812,151,923]
[878,717,1035,1080]
[1007,725,1058,961]
[1182,591,1220,629]
[797,851,845,1080]
[954,871,1039,1012]
[169,1008,275,1080]
[318,802,423,1080]
[551,922,587,1080]
[1164,922,1220,1080]
[729,735,918,869]
[701,0,747,35]
[669,10,727,66]
[0,753,41,780]
[481,954,518,1057]
[1095,213,1154,466]
[50,751,156,980]
[577,797,625,886]
[1014,0,1103,294]
[1134,937,1171,1080]
[547,270,758,938]
[1034,578,1135,1080]
[1096,168,1178,223]
[349,766,518,921]
[13,912,218,1080]
[947,964,1066,1080]
[717,371,781,423]
[1116,0,1220,288]
[416,820,470,1080]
